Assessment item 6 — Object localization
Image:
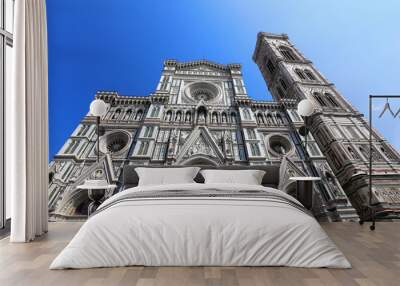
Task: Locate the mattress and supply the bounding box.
[50,183,351,269]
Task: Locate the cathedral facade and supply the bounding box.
[48,32,400,221]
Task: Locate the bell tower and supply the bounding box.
[253,32,400,219]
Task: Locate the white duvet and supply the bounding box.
[50,183,351,269]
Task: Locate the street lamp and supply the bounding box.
[297,99,315,117]
[90,99,107,163]
[297,99,315,162]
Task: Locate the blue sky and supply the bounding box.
[47,0,400,159]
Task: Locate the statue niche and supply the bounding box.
[197,106,207,125]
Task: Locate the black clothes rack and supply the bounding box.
[359,95,400,230]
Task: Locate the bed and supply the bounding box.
[50,165,350,269]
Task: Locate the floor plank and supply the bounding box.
[0,222,399,286]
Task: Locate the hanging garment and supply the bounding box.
[378,99,395,118]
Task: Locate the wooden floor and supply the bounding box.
[0,222,399,286]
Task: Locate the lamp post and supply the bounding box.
[89,99,107,163]
[297,99,315,162]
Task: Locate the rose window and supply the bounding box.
[184,82,221,104]
[268,135,294,156]
[99,130,130,155]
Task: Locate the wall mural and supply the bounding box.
[48,34,400,222]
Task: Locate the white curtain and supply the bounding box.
[7,0,48,242]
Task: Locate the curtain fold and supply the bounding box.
[7,0,48,242]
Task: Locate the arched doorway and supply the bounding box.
[180,155,219,166]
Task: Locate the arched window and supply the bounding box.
[304,69,316,80]
[313,92,327,107]
[112,109,121,120]
[77,125,89,136]
[165,110,172,121]
[325,93,339,107]
[151,106,160,117]
[135,110,143,121]
[212,112,218,123]
[276,113,284,125]
[257,113,264,124]
[175,111,182,122]
[144,126,154,138]
[247,129,256,139]
[277,87,285,98]
[65,140,79,154]
[160,76,169,90]
[124,109,132,120]
[243,109,251,120]
[185,111,191,122]
[279,79,288,90]
[279,46,298,61]
[231,112,237,124]
[347,147,359,159]
[221,112,227,123]
[138,141,149,155]
[265,59,275,74]
[250,143,261,156]
[266,113,274,125]
[380,146,395,160]
[295,69,306,80]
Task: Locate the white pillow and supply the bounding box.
[135,167,200,186]
[200,169,266,185]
